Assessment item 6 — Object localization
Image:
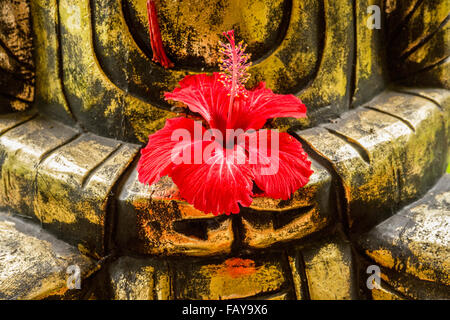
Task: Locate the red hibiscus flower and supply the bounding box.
[137,30,313,215]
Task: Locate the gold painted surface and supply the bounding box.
[397,87,450,109]
[34,133,139,256]
[0,115,141,257]
[117,159,333,254]
[353,0,386,106]
[302,235,356,300]
[0,116,78,217]
[0,0,34,110]
[363,175,450,286]
[247,0,321,93]
[109,255,290,300]
[396,0,449,57]
[109,256,171,300]
[93,0,185,100]
[298,90,447,230]
[287,254,306,300]
[31,0,357,141]
[117,166,234,256]
[249,160,330,211]
[84,144,139,199]
[0,211,94,300]
[367,91,443,129]
[0,0,33,66]
[405,23,449,71]
[129,0,285,66]
[4,100,28,111]
[3,0,449,300]
[385,0,420,31]
[0,0,34,109]
[31,0,73,120]
[0,44,28,78]
[378,265,450,300]
[371,284,404,300]
[241,160,332,249]
[297,127,366,227]
[397,87,450,148]
[35,134,120,225]
[413,58,450,89]
[58,0,173,143]
[126,0,321,96]
[0,110,36,134]
[135,198,234,256]
[174,256,286,300]
[297,0,353,119]
[387,0,449,88]
[406,202,450,284]
[241,208,328,249]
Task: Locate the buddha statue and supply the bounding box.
[0,0,448,300]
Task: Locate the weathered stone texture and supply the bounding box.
[35,134,139,257]
[0,113,140,257]
[297,90,447,232]
[352,0,387,107]
[30,0,75,124]
[31,0,362,142]
[359,174,450,298]
[0,115,79,217]
[172,255,289,300]
[107,233,360,300]
[1,0,449,301]
[0,211,95,300]
[116,157,334,255]
[289,234,358,300]
[379,266,450,300]
[109,256,171,300]
[108,254,293,300]
[0,0,35,112]
[116,165,234,257]
[370,283,405,300]
[241,159,334,249]
[0,108,35,133]
[387,0,449,88]
[360,174,450,284]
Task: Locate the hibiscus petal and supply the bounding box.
[164,73,230,132]
[231,82,307,131]
[137,117,205,185]
[242,130,313,200]
[170,143,254,215]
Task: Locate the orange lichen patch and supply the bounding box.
[134,199,173,249]
[132,197,234,256]
[37,284,70,300]
[178,202,216,219]
[134,199,176,225]
[219,258,257,279]
[136,176,219,219]
[366,249,396,269]
[10,99,29,111]
[177,257,286,299]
